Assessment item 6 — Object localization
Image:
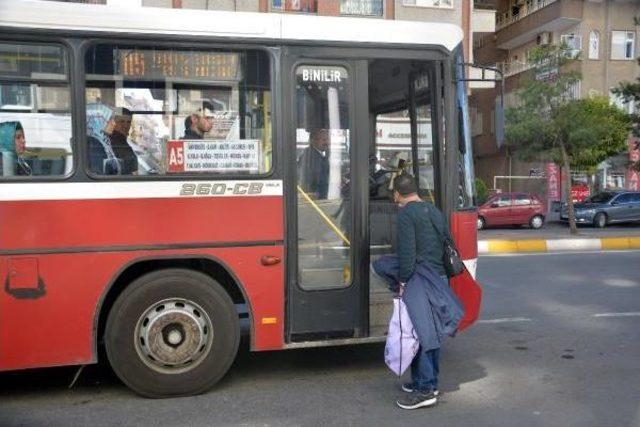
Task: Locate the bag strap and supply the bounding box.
[423,205,447,243]
[397,297,403,378]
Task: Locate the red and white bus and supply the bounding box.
[0,0,481,397]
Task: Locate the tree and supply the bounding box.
[613,56,640,173]
[505,45,631,234]
[475,178,489,205]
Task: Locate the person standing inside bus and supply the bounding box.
[0,121,32,176]
[182,103,214,140]
[373,173,463,410]
[297,128,330,200]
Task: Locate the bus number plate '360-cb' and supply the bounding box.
[180,182,265,196]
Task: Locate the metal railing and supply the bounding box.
[496,60,535,77]
[496,0,557,31]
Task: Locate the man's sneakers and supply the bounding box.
[396,391,438,410]
[401,382,440,396]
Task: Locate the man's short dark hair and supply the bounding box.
[308,128,328,140]
[393,173,418,196]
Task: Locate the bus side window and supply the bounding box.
[84,45,272,177]
[0,43,72,178]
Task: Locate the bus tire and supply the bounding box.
[105,268,239,398]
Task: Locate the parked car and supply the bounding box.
[560,191,640,228]
[477,192,546,230]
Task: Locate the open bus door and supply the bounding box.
[283,48,371,343]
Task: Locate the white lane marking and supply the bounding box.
[477,317,532,324]
[593,312,640,318]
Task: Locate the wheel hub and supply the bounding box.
[136,299,213,373]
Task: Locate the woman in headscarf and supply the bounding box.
[0,121,31,176]
[87,103,122,175]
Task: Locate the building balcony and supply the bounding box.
[495,0,582,50]
[497,60,534,78]
[497,52,581,81]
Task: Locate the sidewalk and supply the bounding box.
[478,221,640,254]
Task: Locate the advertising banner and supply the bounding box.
[546,162,561,202]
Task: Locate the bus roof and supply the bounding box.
[0,0,463,52]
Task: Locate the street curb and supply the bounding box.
[478,237,640,254]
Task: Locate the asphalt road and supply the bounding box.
[1,251,639,427]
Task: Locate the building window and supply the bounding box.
[340,0,383,16]
[611,31,635,60]
[610,90,636,115]
[272,0,317,12]
[560,33,581,58]
[470,107,483,137]
[402,0,453,8]
[588,30,600,59]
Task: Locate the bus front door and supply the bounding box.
[284,51,370,343]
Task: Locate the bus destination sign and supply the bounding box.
[117,50,240,81]
[166,139,261,173]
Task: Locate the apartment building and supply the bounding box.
[50,0,495,77]
[472,0,640,195]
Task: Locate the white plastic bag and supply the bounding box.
[384,297,419,376]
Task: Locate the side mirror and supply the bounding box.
[490,203,499,208]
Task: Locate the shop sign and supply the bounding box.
[570,185,590,203]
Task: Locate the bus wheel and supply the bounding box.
[105,269,239,398]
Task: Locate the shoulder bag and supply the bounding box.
[425,206,466,278]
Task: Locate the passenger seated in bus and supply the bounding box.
[297,128,330,200]
[87,103,122,175]
[0,121,31,176]
[109,108,138,175]
[182,103,214,140]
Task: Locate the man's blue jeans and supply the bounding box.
[411,346,440,393]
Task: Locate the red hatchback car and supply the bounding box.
[478,192,546,230]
